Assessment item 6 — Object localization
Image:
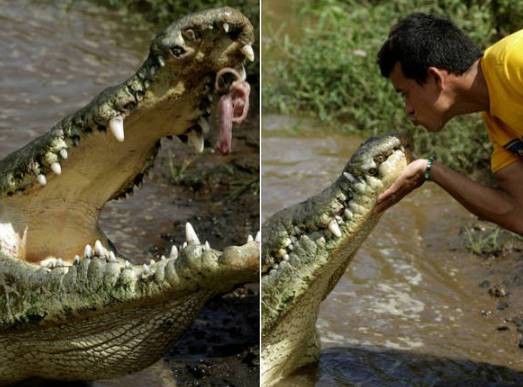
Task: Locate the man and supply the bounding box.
[375,12,523,235]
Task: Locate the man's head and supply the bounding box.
[377,13,482,131]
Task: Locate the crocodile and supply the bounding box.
[0,7,259,385]
[261,133,412,385]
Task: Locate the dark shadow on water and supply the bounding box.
[283,345,523,387]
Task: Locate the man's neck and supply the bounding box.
[449,58,490,117]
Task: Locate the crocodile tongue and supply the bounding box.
[215,69,251,155]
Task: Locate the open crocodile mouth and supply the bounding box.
[0,7,256,268]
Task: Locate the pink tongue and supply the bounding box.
[216,80,251,155]
[217,94,233,155]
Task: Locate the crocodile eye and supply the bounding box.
[182,28,199,41]
[170,46,186,57]
[368,168,378,176]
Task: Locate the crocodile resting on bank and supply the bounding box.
[261,133,412,385]
[0,7,259,385]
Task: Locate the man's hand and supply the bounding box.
[374,159,429,213]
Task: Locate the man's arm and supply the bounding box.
[375,158,523,235]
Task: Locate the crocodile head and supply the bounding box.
[0,6,254,265]
[261,133,411,385]
[0,8,258,384]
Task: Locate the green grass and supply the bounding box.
[263,0,523,173]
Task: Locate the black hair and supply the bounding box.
[377,13,482,84]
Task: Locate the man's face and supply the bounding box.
[389,63,450,132]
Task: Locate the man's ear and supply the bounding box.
[427,66,447,89]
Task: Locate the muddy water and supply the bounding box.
[262,114,523,385]
[0,1,195,386]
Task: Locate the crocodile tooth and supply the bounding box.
[108,251,116,262]
[255,231,261,242]
[143,264,150,274]
[94,240,104,256]
[185,222,201,245]
[84,244,93,257]
[161,255,166,261]
[149,259,155,265]
[204,241,210,250]
[125,260,131,268]
[328,221,342,238]
[59,149,68,159]
[283,254,289,261]
[223,22,230,33]
[187,130,204,153]
[37,174,47,186]
[354,182,367,194]
[344,209,353,219]
[239,65,246,81]
[73,255,81,265]
[366,175,383,190]
[157,56,165,67]
[109,116,125,142]
[182,241,187,248]
[240,44,255,62]
[198,117,210,134]
[247,235,254,242]
[169,245,178,259]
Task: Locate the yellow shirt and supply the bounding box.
[481,29,523,173]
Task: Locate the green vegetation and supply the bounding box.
[263,0,523,173]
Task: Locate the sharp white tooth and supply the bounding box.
[204,241,210,250]
[150,259,155,265]
[283,254,289,261]
[84,244,93,257]
[198,117,210,134]
[344,209,353,219]
[143,264,150,273]
[343,172,356,183]
[354,182,367,194]
[37,174,47,186]
[182,241,187,248]
[74,255,81,264]
[223,22,230,33]
[239,65,247,81]
[247,235,254,242]
[59,149,68,160]
[108,116,125,142]
[328,221,342,238]
[185,222,201,245]
[161,255,166,261]
[94,240,104,256]
[108,251,116,262]
[187,130,204,153]
[169,245,178,259]
[158,55,165,67]
[125,260,131,268]
[255,231,261,242]
[50,162,61,175]
[174,32,185,47]
[240,44,255,62]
